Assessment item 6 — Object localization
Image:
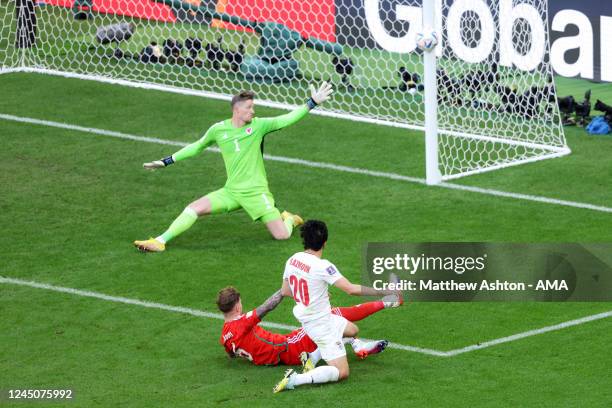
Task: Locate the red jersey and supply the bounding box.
[220,303,383,366]
[220,309,291,365]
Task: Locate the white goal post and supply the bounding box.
[0,0,569,183]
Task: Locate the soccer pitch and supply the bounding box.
[1,72,611,407]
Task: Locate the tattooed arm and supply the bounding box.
[255,289,285,320]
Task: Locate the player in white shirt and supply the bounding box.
[274,220,402,393]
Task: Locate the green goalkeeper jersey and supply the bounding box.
[172,105,309,192]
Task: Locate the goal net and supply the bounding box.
[0,0,568,182]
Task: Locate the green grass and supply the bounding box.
[2,3,612,405]
[0,72,611,407]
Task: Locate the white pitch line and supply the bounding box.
[1,113,611,214]
[0,276,293,331]
[0,113,186,148]
[2,276,611,358]
[444,310,612,356]
[0,276,444,357]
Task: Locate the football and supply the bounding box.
[415,29,439,52]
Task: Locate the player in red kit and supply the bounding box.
[217,286,402,368]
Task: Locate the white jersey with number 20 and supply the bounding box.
[283,251,343,324]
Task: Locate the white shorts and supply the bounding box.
[302,314,349,362]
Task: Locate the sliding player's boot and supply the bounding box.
[354,340,389,360]
[383,273,404,308]
[382,294,403,308]
[273,369,296,393]
[133,237,165,252]
[299,352,315,373]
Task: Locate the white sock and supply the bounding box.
[155,236,166,244]
[347,338,364,351]
[309,349,322,366]
[292,366,339,387]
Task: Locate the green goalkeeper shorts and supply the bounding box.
[205,187,281,222]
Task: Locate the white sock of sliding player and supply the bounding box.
[291,366,340,386]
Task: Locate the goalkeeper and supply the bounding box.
[134,82,333,252]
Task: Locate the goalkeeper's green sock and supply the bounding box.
[283,216,294,236]
[157,207,198,244]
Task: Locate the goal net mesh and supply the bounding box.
[0,0,567,180]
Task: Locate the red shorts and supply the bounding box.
[278,329,318,365]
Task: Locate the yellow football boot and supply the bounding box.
[299,352,315,373]
[281,210,304,227]
[273,369,296,394]
[133,238,166,252]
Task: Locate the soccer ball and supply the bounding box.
[415,29,439,52]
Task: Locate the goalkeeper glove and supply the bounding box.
[307,81,333,109]
[143,155,174,170]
